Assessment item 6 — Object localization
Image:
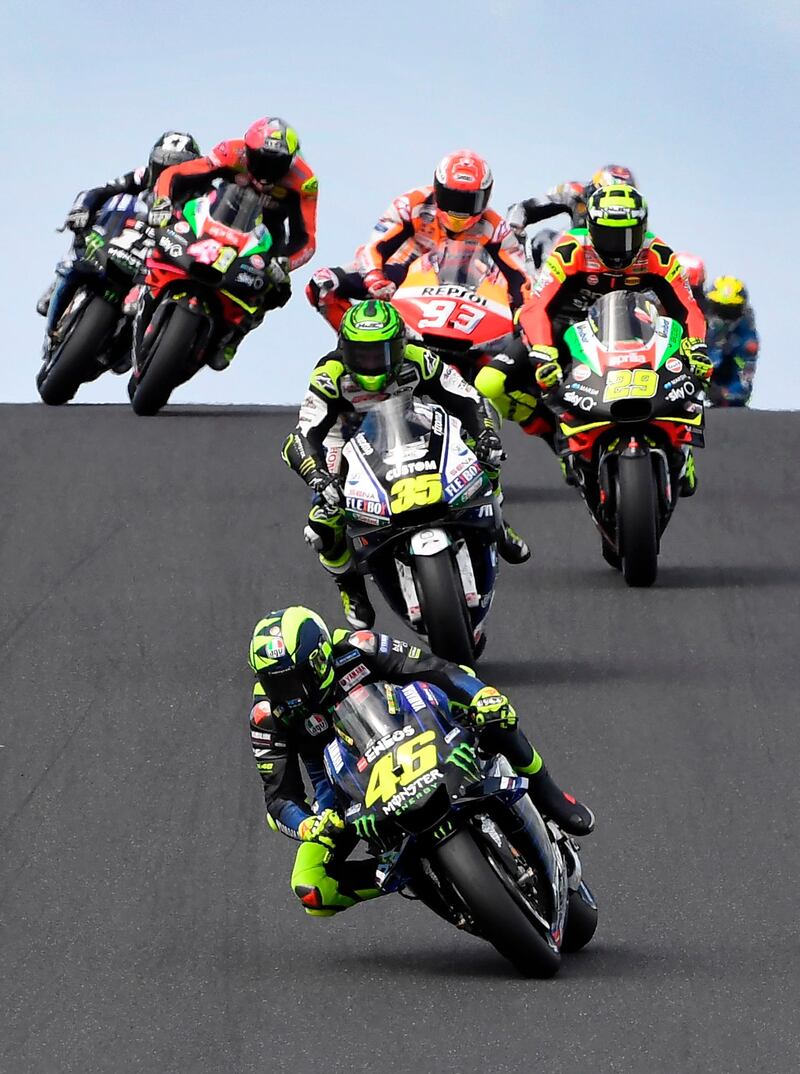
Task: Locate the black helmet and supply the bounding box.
[586,184,648,269]
[146,131,201,186]
[248,607,334,712]
[244,117,299,184]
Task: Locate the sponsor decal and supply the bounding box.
[250,254,265,269]
[666,382,696,402]
[339,663,370,690]
[327,738,345,773]
[305,713,329,736]
[386,459,437,481]
[666,357,683,373]
[572,364,591,381]
[444,461,482,498]
[586,274,600,284]
[174,221,190,234]
[361,724,415,766]
[263,637,285,658]
[382,770,443,814]
[564,390,596,411]
[402,684,427,712]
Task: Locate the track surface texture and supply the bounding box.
[1,404,799,1074]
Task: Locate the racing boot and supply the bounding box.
[679,447,698,498]
[334,571,375,630]
[291,841,380,917]
[206,336,238,372]
[497,519,531,564]
[560,455,580,488]
[36,280,56,317]
[516,757,595,837]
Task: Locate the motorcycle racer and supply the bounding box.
[146,117,318,369]
[507,163,637,237]
[481,185,709,494]
[705,276,759,406]
[281,300,530,630]
[248,606,595,916]
[306,150,531,330]
[151,117,317,272]
[37,132,202,345]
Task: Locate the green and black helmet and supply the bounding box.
[587,184,648,269]
[339,299,406,392]
[248,607,334,711]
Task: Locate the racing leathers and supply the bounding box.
[281,344,527,628]
[152,138,318,272]
[250,628,595,915]
[306,185,531,330]
[706,305,759,406]
[480,228,709,491]
[38,167,152,341]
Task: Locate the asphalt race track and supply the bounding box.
[1,404,799,1074]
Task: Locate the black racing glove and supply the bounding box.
[65,206,91,231]
[474,428,503,468]
[309,469,343,510]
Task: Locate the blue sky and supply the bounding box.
[2,0,796,407]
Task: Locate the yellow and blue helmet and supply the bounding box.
[248,607,334,709]
[706,276,748,322]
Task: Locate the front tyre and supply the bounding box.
[131,305,202,416]
[561,886,598,953]
[617,453,658,587]
[413,548,474,664]
[431,829,561,978]
[37,297,117,406]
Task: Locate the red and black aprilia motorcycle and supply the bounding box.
[544,291,705,587]
[130,182,286,415]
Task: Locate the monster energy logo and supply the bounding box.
[354,814,379,841]
[446,743,480,780]
[84,232,105,261]
[432,819,454,841]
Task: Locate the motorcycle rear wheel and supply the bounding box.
[617,454,658,587]
[131,305,201,416]
[431,829,561,978]
[413,548,474,664]
[38,296,117,406]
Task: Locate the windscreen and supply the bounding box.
[334,683,407,751]
[208,182,264,233]
[428,239,497,291]
[588,292,659,347]
[357,394,434,465]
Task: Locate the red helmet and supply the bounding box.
[588,164,637,199]
[433,150,493,233]
[244,117,299,184]
[676,251,707,290]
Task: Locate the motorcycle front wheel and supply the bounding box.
[617,453,658,587]
[38,296,117,406]
[131,305,202,416]
[413,548,474,664]
[431,829,561,978]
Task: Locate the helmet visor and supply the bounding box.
[258,663,316,708]
[343,338,403,378]
[246,147,292,183]
[434,179,491,217]
[591,220,645,267]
